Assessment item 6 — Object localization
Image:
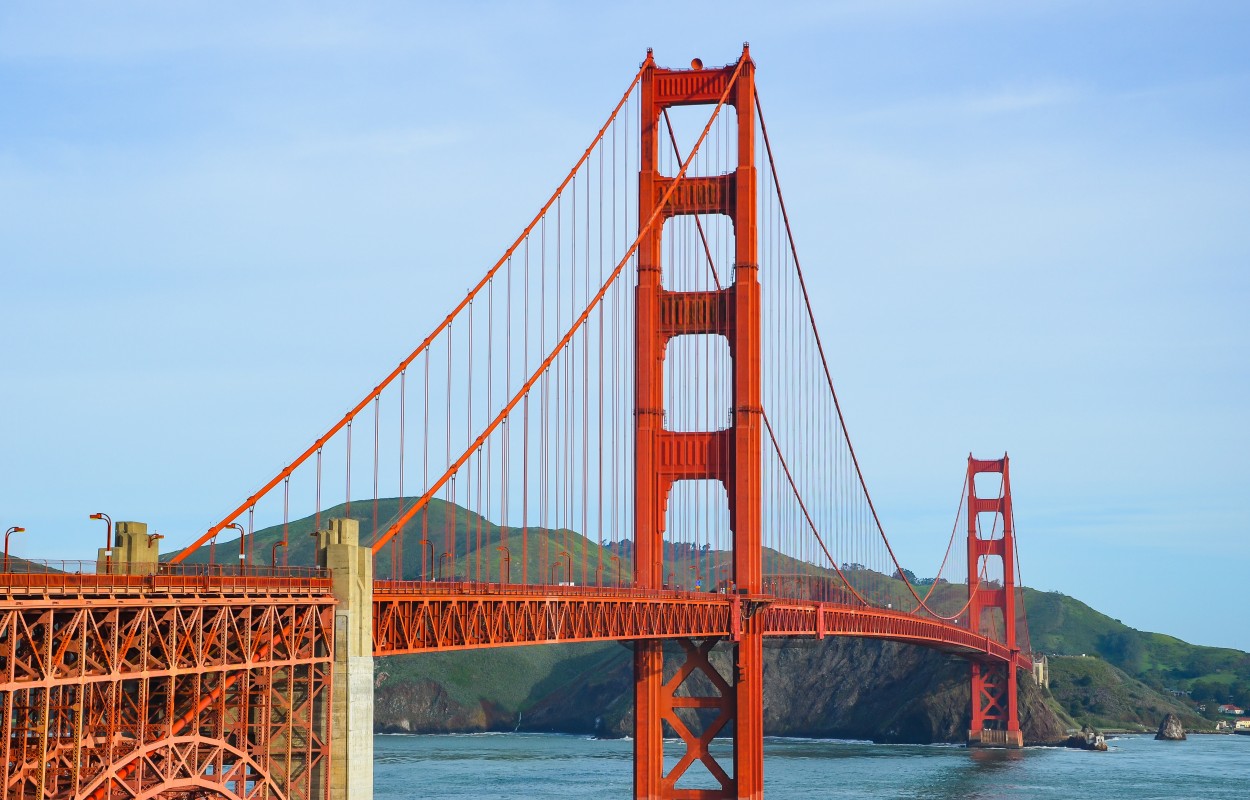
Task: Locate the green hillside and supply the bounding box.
[166,496,640,588]
[1046,655,1207,731]
[1022,588,1250,714]
[378,642,623,713]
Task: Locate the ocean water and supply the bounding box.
[374,732,1249,799]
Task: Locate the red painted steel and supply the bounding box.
[634,44,763,800]
[370,585,1030,672]
[0,586,334,800]
[966,455,1024,747]
[373,584,733,654]
[0,561,330,598]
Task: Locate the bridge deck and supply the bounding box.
[372,581,1030,671]
[0,575,1025,663]
[1,575,1028,678]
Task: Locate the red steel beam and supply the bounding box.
[0,591,334,800]
[370,586,1030,671]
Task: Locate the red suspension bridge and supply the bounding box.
[2,46,1034,800]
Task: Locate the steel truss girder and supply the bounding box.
[372,592,733,654]
[370,590,1029,670]
[0,595,334,800]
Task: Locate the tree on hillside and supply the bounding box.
[892,568,917,584]
[1227,682,1248,707]
[1098,630,1145,675]
[1189,680,1221,703]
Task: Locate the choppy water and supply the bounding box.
[375,732,1248,798]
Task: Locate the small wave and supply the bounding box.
[764,736,874,745]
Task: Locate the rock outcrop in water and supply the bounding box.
[1065,724,1109,750]
[375,638,1071,745]
[1155,713,1186,740]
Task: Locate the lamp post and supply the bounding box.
[496,545,511,586]
[271,540,287,571]
[550,551,571,586]
[225,522,246,572]
[419,538,434,581]
[4,526,25,572]
[610,554,621,588]
[438,551,453,581]
[89,512,113,575]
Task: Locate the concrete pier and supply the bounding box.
[316,518,374,800]
[967,728,1024,748]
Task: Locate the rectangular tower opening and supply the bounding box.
[657,104,739,180]
[660,213,736,292]
[664,334,732,433]
[975,510,1006,540]
[973,471,1004,500]
[663,479,732,592]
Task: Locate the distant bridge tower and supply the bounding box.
[633,45,763,798]
[966,454,1023,748]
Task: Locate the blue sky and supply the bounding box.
[2,2,1247,650]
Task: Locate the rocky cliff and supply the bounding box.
[375,638,1070,745]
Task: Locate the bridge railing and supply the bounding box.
[372,578,742,601]
[0,559,331,595]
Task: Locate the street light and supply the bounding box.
[4,526,26,572]
[610,555,621,588]
[419,538,434,581]
[438,551,453,581]
[147,533,165,571]
[549,551,571,586]
[225,523,246,572]
[271,540,287,570]
[208,533,219,568]
[90,513,113,575]
[496,545,511,586]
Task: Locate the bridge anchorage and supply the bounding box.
[2,45,1033,800]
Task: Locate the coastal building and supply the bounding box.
[1235,719,1250,731]
[1217,704,1244,716]
[1032,656,1049,689]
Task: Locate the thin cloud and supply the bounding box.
[289,127,465,159]
[841,84,1081,126]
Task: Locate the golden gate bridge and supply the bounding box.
[2,45,1032,799]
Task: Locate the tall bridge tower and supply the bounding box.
[633,45,763,798]
[966,455,1023,748]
